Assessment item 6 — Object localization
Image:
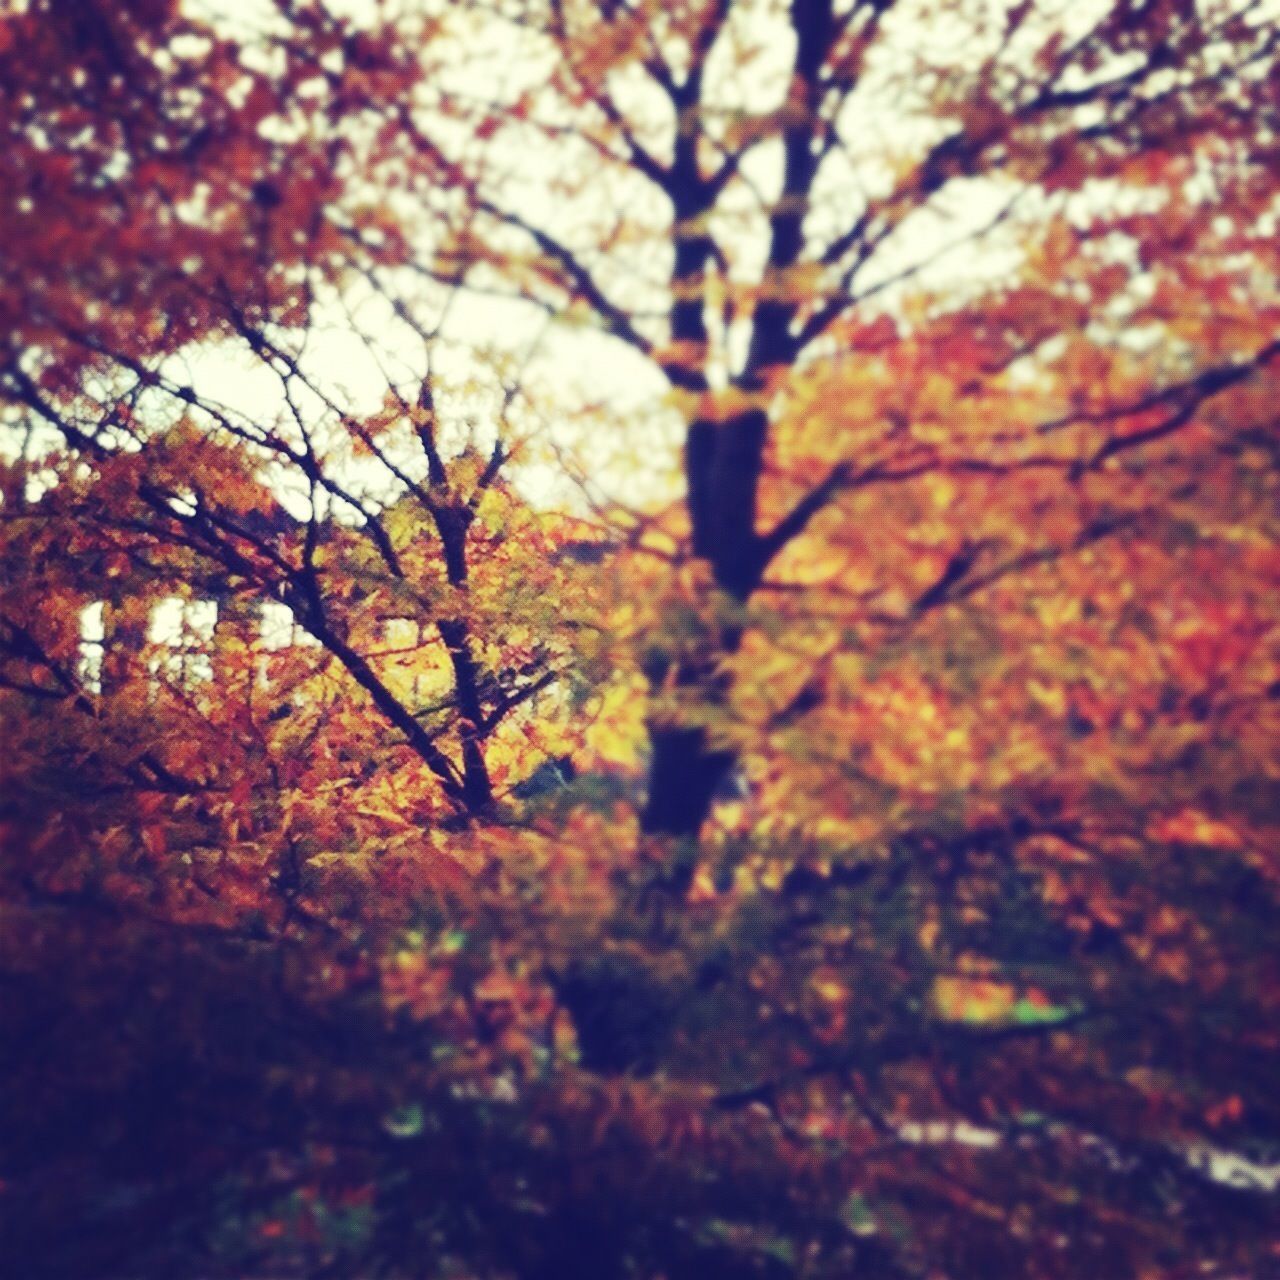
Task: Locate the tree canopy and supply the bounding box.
[2,1,1279,1276]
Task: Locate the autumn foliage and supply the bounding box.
[2,0,1279,1276]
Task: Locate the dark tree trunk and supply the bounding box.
[437,615,494,814]
[640,398,770,841]
[640,0,836,842]
[640,725,735,838]
[688,408,768,599]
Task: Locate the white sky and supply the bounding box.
[167,0,1056,521]
[24,0,1272,649]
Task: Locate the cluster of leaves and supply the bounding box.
[2,1,1279,1277]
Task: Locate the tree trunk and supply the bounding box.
[640,408,767,841]
[640,724,734,838]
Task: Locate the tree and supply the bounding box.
[2,1,1279,1277]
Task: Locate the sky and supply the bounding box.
[24,0,1236,649]
[42,0,1089,650]
[167,0,1051,518]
